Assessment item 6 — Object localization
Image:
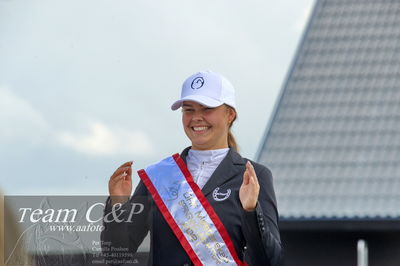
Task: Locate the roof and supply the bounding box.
[257,0,400,219]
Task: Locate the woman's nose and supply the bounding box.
[192,111,204,121]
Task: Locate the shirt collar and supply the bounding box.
[188,148,229,162]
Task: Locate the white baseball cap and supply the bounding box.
[171,70,236,111]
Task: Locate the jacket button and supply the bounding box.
[182,263,190,266]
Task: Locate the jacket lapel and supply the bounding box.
[180,147,246,196]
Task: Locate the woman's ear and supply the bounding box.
[227,107,236,123]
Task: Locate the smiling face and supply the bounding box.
[182,101,236,150]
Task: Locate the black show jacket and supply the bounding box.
[101,147,282,266]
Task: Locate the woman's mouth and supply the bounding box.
[192,126,210,133]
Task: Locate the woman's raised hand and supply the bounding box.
[108,161,133,205]
[239,161,260,211]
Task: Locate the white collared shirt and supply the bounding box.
[186,148,229,189]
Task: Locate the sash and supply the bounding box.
[137,153,245,266]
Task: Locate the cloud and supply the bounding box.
[0,87,51,145]
[57,122,154,156]
[0,86,153,156]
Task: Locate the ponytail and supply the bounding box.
[228,130,238,152]
[226,105,238,152]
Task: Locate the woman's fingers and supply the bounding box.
[243,161,258,185]
[126,165,132,178]
[246,161,260,187]
[247,161,259,183]
[242,168,250,185]
[118,161,133,169]
[114,161,133,174]
[111,162,133,179]
[109,172,129,185]
[109,161,133,191]
[240,161,260,211]
[111,167,129,180]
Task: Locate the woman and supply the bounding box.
[101,71,282,266]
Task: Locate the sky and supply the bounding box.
[0,0,314,195]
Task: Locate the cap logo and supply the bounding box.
[191,77,204,90]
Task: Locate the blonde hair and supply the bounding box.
[226,105,238,152]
